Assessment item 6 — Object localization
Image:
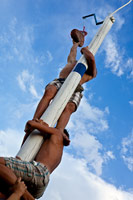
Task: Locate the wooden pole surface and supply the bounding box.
[16,15,115,161]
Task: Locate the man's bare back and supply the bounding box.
[0,120,70,199]
[25,120,70,173]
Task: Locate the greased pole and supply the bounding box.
[16,15,115,161]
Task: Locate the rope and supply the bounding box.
[110,0,133,16]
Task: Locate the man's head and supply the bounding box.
[63,129,70,146]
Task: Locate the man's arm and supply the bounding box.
[25,119,60,136]
[21,119,60,146]
[21,120,36,146]
[81,47,97,77]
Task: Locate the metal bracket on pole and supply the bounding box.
[82,13,104,25]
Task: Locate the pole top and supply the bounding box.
[110,16,115,23]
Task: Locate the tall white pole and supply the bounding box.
[16,15,115,161]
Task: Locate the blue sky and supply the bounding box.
[0,0,133,199]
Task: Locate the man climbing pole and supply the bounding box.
[25,29,97,134]
[0,29,97,199]
[0,120,70,199]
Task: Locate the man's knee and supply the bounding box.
[65,102,76,113]
[43,85,57,100]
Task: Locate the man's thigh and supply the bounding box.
[45,84,58,98]
[0,180,8,195]
[0,157,6,165]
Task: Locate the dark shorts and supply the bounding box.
[46,78,84,110]
[4,157,50,199]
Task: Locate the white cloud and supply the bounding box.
[66,96,112,175]
[0,17,34,63]
[129,101,133,106]
[104,151,115,160]
[103,35,124,76]
[72,132,104,175]
[0,129,23,157]
[121,130,133,172]
[69,96,109,134]
[47,50,53,62]
[17,70,34,91]
[17,69,40,99]
[126,58,133,78]
[0,17,53,68]
[17,74,26,91]
[41,153,133,200]
[103,34,133,78]
[71,131,115,176]
[113,13,125,31]
[12,102,37,120]
[29,84,39,98]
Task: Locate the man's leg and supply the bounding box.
[0,158,34,200]
[56,102,76,131]
[0,179,8,198]
[33,84,57,120]
[56,86,83,131]
[0,192,6,199]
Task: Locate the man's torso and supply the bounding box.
[35,132,64,173]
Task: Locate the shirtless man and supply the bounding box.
[0,119,70,199]
[0,29,97,199]
[25,29,97,134]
